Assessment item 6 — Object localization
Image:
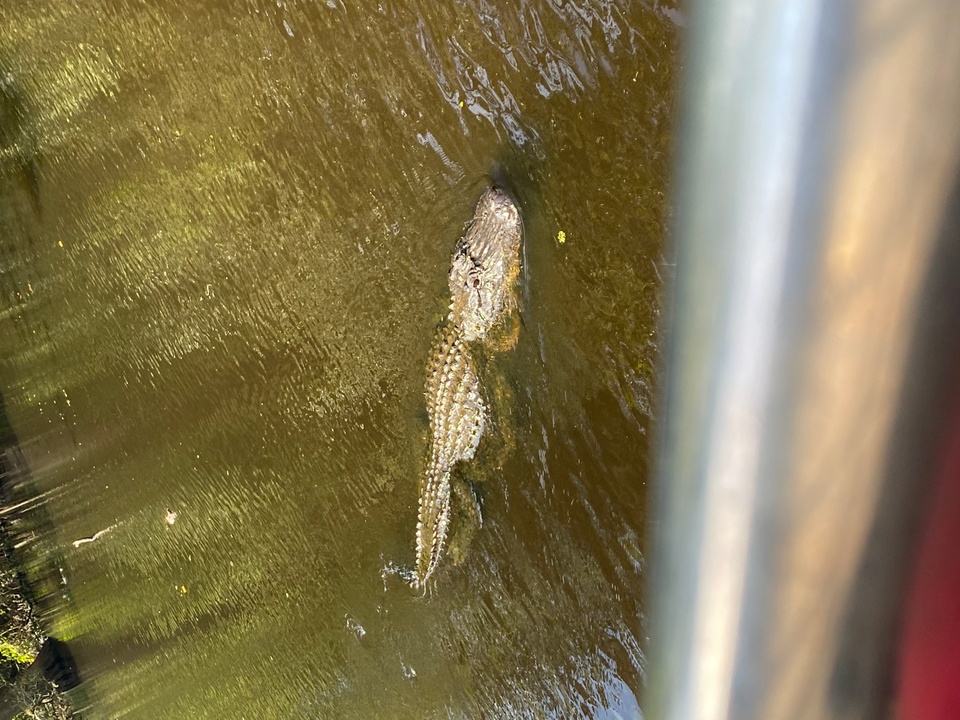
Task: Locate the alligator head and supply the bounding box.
[448,187,522,342]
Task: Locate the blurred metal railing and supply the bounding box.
[647,0,960,718]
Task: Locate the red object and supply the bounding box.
[897,387,960,719]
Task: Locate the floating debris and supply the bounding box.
[164,508,178,526]
[71,524,118,548]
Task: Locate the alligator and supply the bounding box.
[410,186,522,592]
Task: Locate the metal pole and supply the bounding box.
[648,0,960,718]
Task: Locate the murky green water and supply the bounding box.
[0,1,677,717]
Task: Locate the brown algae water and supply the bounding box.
[0,1,679,717]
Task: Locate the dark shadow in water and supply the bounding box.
[0,60,41,218]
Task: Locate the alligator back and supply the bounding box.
[415,327,486,586]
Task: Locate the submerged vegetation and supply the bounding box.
[0,545,73,720]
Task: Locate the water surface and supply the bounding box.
[0,1,678,717]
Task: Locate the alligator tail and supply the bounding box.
[413,462,452,591]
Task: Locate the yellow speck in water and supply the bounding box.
[557,230,566,245]
[458,100,464,108]
[57,240,63,247]
[179,585,187,594]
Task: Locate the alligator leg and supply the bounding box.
[447,474,483,566]
[484,307,521,353]
[470,364,516,475]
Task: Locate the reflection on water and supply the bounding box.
[0,0,677,717]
